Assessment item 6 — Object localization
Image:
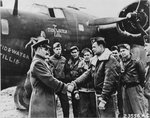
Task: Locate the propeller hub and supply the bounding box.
[117,0,150,38]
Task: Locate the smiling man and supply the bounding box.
[65,45,83,117]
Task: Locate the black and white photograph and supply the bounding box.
[0,0,150,118]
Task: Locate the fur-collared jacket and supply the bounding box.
[27,54,67,118]
[73,48,121,101]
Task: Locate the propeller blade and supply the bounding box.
[136,21,148,36]
[13,0,18,16]
[135,0,141,12]
[0,0,3,6]
[88,17,128,26]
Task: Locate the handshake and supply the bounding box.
[67,81,76,92]
[66,82,80,100]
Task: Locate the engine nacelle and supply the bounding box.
[117,0,150,39]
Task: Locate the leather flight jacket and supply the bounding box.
[121,57,146,87]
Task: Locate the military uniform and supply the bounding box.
[144,63,150,115]
[65,56,83,117]
[50,54,69,117]
[78,59,97,117]
[28,54,67,118]
[73,48,121,118]
[121,57,148,115]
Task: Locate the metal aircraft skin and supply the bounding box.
[0,0,149,89]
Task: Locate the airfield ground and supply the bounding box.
[0,86,73,118]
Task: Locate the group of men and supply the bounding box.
[24,35,149,118]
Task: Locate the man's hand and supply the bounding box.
[75,93,80,100]
[67,83,74,92]
[98,101,106,110]
[98,97,106,110]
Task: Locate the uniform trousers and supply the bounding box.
[57,92,69,117]
[122,84,148,116]
[79,91,97,117]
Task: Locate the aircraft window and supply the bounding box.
[1,19,9,35]
[78,24,84,31]
[54,9,65,18]
[48,8,65,18]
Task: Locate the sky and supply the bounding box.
[2,0,137,18]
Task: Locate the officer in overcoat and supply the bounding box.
[27,36,68,118]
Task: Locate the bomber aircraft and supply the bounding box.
[0,0,149,90]
[0,0,149,112]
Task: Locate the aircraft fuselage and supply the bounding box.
[1,7,97,89]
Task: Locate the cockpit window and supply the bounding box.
[48,8,65,18]
[1,19,9,35]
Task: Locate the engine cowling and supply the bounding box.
[117,0,150,38]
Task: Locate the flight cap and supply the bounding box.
[118,44,130,51]
[82,48,92,54]
[70,46,79,52]
[53,42,61,49]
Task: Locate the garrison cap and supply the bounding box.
[111,46,118,51]
[118,44,130,51]
[70,46,79,52]
[82,48,92,54]
[53,42,61,49]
